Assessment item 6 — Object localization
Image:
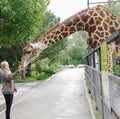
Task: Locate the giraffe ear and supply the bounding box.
[27,39,32,45]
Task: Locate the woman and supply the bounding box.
[0,61,23,119]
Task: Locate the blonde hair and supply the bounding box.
[1,61,11,74]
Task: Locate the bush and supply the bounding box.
[33,64,62,80]
[41,67,55,74]
[15,75,36,83]
[15,63,62,83]
[114,65,120,76]
[35,72,52,80]
[35,62,42,73]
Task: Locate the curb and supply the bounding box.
[83,80,96,119]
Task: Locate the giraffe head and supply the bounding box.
[20,39,47,68]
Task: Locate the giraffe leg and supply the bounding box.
[114,40,120,57]
[107,44,114,74]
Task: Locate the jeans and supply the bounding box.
[4,94,13,119]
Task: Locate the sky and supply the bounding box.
[48,0,108,21]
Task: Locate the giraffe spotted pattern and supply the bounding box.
[20,5,120,73]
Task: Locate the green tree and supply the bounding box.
[39,39,68,65]
[0,0,49,46]
[69,31,88,64]
[0,46,21,71]
[46,31,88,66]
[0,0,49,69]
[113,1,120,17]
[61,31,88,65]
[37,10,60,38]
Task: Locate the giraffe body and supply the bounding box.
[20,5,120,73]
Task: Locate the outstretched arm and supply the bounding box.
[2,70,19,81]
[1,65,24,81]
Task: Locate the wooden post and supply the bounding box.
[108,0,115,13]
[87,0,89,8]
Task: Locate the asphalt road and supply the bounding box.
[0,68,92,119]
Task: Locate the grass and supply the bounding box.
[15,75,36,83]
[89,94,102,119]
[85,81,102,119]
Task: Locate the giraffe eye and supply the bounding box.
[27,51,31,54]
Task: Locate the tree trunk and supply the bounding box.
[26,63,32,77]
[21,70,26,79]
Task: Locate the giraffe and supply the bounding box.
[20,5,120,73]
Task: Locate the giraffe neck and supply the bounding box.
[37,7,90,46]
[37,5,120,48]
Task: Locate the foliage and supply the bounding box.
[35,10,68,65]
[69,47,85,65]
[35,60,61,74]
[113,57,120,76]
[34,65,61,80]
[51,50,71,65]
[15,64,61,82]
[69,31,88,65]
[41,66,55,74]
[31,63,61,81]
[105,0,120,17]
[0,0,49,70]
[0,46,22,70]
[37,10,60,38]
[39,39,68,63]
[35,72,51,80]
[0,0,49,46]
[35,61,42,73]
[15,75,36,83]
[48,31,88,66]
[35,62,55,74]
[112,1,120,76]
[114,65,120,76]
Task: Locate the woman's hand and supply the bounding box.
[14,88,17,93]
[18,65,24,72]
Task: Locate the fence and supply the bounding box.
[84,29,120,119]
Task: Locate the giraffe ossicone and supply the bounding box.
[20,5,120,73]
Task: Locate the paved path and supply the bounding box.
[0,82,40,112]
[0,68,92,119]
